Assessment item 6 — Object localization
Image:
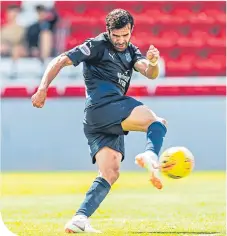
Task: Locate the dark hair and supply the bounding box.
[7,5,21,11]
[106,9,134,32]
[36,5,46,12]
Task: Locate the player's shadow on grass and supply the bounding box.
[131,232,220,235]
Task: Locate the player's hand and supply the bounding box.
[146,45,160,65]
[31,89,47,108]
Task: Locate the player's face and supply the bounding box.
[109,24,132,52]
[7,8,20,22]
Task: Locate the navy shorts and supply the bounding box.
[83,96,143,163]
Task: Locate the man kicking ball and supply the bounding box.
[31,8,167,233]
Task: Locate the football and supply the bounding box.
[160,147,195,179]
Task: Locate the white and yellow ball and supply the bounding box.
[160,146,194,179]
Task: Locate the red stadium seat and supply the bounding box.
[166,55,195,76]
[216,13,226,24]
[64,87,85,97]
[172,8,194,23]
[126,86,149,97]
[209,55,226,69]
[189,12,215,24]
[177,37,204,47]
[194,58,225,76]
[203,9,225,20]
[2,87,28,97]
[47,87,59,97]
[32,87,59,97]
[54,1,226,77]
[156,85,226,96]
[191,30,209,41]
[207,37,226,47]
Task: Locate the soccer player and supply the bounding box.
[31,9,168,233]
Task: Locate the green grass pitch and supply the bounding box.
[1,171,226,236]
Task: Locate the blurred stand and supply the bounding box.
[0,1,225,80]
[0,5,27,78]
[0,57,165,80]
[0,1,225,172]
[26,5,58,65]
[0,2,59,78]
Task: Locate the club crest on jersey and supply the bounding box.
[125,52,132,62]
[79,44,91,56]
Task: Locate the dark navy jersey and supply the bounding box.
[65,32,146,108]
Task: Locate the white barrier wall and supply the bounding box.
[1,96,225,171]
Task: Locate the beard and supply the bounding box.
[108,33,130,51]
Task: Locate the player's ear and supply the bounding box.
[131,25,134,33]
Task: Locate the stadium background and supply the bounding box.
[1,0,226,171]
[0,1,226,235]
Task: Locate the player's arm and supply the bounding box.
[134,45,160,80]
[31,54,72,108]
[39,54,72,91]
[38,41,97,92]
[32,40,100,108]
[134,59,159,80]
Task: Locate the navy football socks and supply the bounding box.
[145,121,167,156]
[76,177,111,217]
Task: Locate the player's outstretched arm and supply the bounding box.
[31,54,72,108]
[39,54,72,90]
[134,45,160,80]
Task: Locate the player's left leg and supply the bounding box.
[75,147,122,218]
[65,131,123,234]
[121,105,167,189]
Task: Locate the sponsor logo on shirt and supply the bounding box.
[125,52,132,62]
[117,70,131,89]
[117,72,130,82]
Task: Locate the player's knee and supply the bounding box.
[143,116,168,131]
[104,155,121,184]
[136,106,158,131]
[139,106,168,131]
[97,148,121,185]
[108,154,121,184]
[142,117,155,131]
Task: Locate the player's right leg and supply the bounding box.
[65,145,122,233]
[121,105,167,189]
